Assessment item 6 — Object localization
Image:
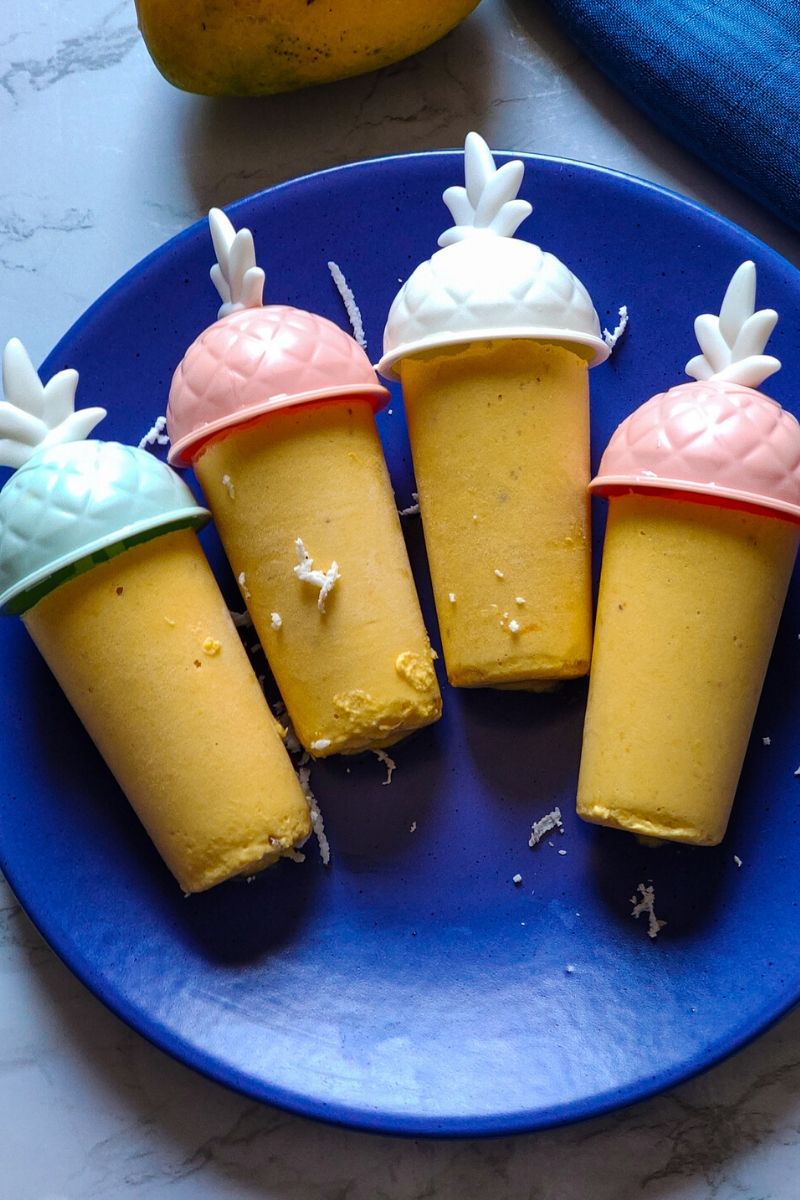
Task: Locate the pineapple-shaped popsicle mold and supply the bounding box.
[166,210,442,757]
[578,262,800,847]
[377,133,608,688]
[378,131,609,377]
[0,340,311,891]
[167,209,388,465]
[0,338,208,613]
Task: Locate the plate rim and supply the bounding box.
[4,147,800,1138]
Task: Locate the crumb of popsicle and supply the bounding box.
[316,681,441,755]
[221,473,236,499]
[202,637,221,656]
[395,649,437,693]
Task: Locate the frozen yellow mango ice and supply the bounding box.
[24,530,311,891]
[578,494,797,843]
[194,399,441,753]
[578,263,800,845]
[400,339,592,687]
[0,339,310,892]
[378,132,609,688]
[167,209,441,756]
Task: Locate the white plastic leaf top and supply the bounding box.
[0,338,106,469]
[685,261,780,389]
[209,207,266,319]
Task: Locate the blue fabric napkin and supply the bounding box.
[545,0,800,231]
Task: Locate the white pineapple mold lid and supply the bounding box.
[378,131,610,380]
[0,340,209,614]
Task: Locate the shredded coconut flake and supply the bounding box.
[512,873,523,885]
[448,592,457,603]
[557,849,567,856]
[494,568,505,578]
[270,612,282,630]
[399,492,420,516]
[565,964,576,974]
[138,415,170,450]
[630,883,667,939]
[294,537,340,612]
[409,821,417,833]
[237,571,251,600]
[734,854,743,868]
[221,473,236,499]
[311,738,331,752]
[328,260,366,348]
[273,700,302,756]
[515,596,526,605]
[603,304,629,350]
[373,748,396,785]
[762,736,771,745]
[529,807,564,847]
[298,765,330,865]
[508,619,520,634]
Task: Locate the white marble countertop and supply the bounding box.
[3,2,800,1196]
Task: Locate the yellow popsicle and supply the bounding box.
[23,529,311,892]
[194,399,441,755]
[577,493,798,844]
[399,338,593,688]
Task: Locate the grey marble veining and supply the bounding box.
[2,1,800,1197]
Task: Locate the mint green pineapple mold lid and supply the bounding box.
[0,339,209,615]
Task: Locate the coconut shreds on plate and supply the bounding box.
[528,807,564,847]
[229,608,253,629]
[399,492,420,516]
[602,304,629,350]
[298,765,330,866]
[327,260,367,349]
[373,748,396,785]
[630,883,667,939]
[138,414,170,450]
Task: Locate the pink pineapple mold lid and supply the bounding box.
[591,262,800,522]
[167,210,388,467]
[378,132,610,381]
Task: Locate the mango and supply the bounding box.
[134,0,481,96]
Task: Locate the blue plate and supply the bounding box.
[2,152,800,1137]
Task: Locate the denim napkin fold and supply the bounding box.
[545,0,800,231]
